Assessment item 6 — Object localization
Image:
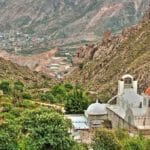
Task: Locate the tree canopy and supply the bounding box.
[19,108,75,150]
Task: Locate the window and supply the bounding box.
[124,77,132,84]
[124,77,133,88]
[128,116,132,124]
[143,98,147,106]
[139,102,142,108]
[149,100,150,107]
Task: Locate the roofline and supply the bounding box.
[87,113,107,116]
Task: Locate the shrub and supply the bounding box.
[0,123,18,150]
[22,92,32,99]
[9,108,23,117]
[114,128,129,141]
[92,128,122,150]
[40,91,56,103]
[1,102,13,112]
[0,81,11,94]
[123,137,145,150]
[64,83,73,91]
[15,100,35,108]
[79,63,84,69]
[145,139,150,150]
[14,81,24,92]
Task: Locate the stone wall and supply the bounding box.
[107,108,138,134]
[88,114,107,128]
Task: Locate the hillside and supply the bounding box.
[0,57,52,87]
[0,48,71,77]
[66,15,150,100]
[0,0,149,55]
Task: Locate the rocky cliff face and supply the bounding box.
[0,0,149,54]
[66,13,150,100]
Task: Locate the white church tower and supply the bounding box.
[118,74,138,95]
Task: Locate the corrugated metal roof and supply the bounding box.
[65,115,89,130]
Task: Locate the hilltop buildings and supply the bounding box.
[66,74,150,143]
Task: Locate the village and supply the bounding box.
[0,30,55,54]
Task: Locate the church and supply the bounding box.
[107,74,150,135]
[66,74,150,143]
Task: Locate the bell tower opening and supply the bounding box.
[118,74,138,95]
[124,77,133,88]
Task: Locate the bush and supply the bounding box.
[79,63,84,69]
[123,137,145,150]
[51,85,66,96]
[22,92,32,99]
[9,108,23,117]
[145,139,150,150]
[114,128,129,141]
[14,81,24,92]
[15,100,35,108]
[0,123,18,150]
[1,102,13,112]
[40,91,56,103]
[0,112,15,122]
[92,128,122,150]
[0,81,11,94]
[64,83,73,91]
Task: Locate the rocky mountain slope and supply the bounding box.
[0,57,52,87]
[0,0,149,54]
[66,12,150,100]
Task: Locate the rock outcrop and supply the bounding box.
[66,14,150,100]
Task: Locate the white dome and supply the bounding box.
[87,101,107,115]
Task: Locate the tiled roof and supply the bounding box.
[145,87,150,96]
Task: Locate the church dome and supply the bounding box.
[86,100,107,115]
[145,87,150,96]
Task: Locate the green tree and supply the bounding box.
[0,81,11,94]
[20,108,75,150]
[51,84,66,103]
[65,86,89,114]
[0,123,18,150]
[92,128,122,150]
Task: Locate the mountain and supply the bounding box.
[0,0,149,55]
[66,13,150,100]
